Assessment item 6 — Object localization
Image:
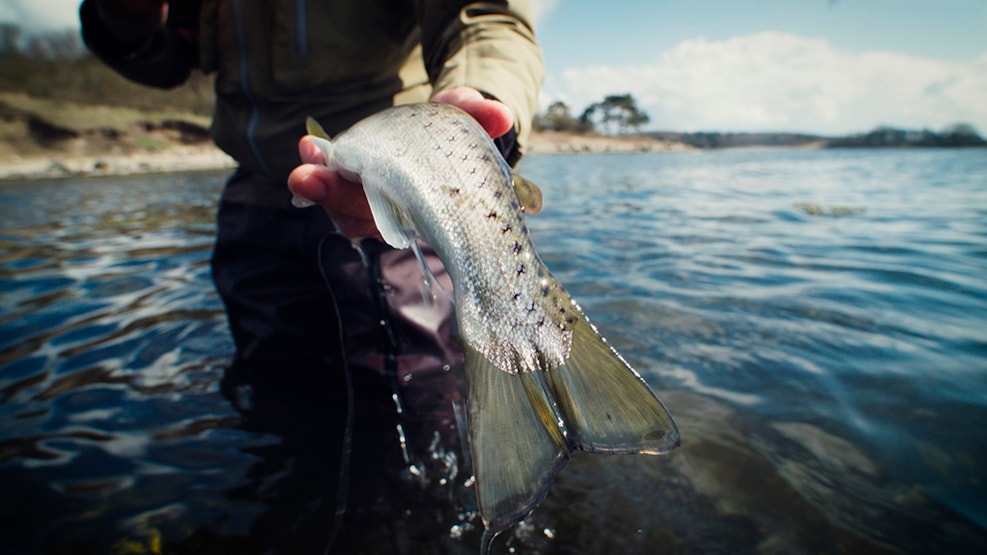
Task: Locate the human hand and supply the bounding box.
[95,0,168,45]
[287,87,517,239]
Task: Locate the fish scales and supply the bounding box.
[329,103,573,375]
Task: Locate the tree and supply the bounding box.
[579,93,650,135]
[533,100,595,133]
[535,101,575,132]
[942,123,981,138]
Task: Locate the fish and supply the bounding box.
[305,103,680,541]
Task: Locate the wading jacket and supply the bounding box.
[80,0,544,183]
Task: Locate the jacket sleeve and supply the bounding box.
[79,0,199,90]
[419,1,544,163]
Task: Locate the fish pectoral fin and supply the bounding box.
[361,173,417,249]
[546,316,680,455]
[409,240,450,304]
[512,174,543,215]
[466,345,569,534]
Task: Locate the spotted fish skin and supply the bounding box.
[322,103,571,374]
[307,102,679,536]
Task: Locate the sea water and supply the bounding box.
[1,148,985,553]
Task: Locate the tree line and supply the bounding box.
[4,25,984,147]
[825,124,986,148]
[534,94,650,135]
[534,91,985,148]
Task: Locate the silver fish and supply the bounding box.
[306,103,679,538]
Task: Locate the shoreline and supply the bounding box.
[1,145,237,182]
[0,132,693,183]
[526,130,694,155]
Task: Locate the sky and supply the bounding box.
[3,0,986,134]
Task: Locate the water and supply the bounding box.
[1,148,985,554]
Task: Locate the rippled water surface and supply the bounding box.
[2,148,986,554]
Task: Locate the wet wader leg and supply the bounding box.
[316,238,472,551]
[210,194,349,553]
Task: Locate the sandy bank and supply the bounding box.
[1,131,692,182]
[526,130,694,155]
[1,145,236,182]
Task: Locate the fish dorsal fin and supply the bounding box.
[512,174,543,214]
[305,116,331,140]
[361,172,417,250]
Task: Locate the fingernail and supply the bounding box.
[291,195,316,208]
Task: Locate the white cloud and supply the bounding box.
[545,32,987,135]
[0,0,80,32]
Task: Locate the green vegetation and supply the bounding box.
[534,94,985,149]
[579,94,650,135]
[533,101,593,133]
[534,94,650,135]
[825,124,987,148]
[0,25,214,158]
[647,131,824,149]
[0,24,212,115]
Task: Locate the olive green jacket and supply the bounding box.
[81,0,544,181]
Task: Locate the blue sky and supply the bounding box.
[534,0,987,68]
[3,0,986,134]
[531,0,987,133]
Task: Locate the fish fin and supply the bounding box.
[361,174,417,249]
[409,240,450,305]
[305,116,331,140]
[512,174,543,214]
[546,315,680,455]
[466,345,569,534]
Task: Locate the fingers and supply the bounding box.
[288,136,380,239]
[431,86,514,139]
[297,135,325,165]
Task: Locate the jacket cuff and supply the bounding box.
[79,0,194,89]
[480,91,520,165]
[79,0,159,62]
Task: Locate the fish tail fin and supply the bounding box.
[466,311,679,532]
[466,345,568,534]
[547,315,680,455]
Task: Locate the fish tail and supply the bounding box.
[547,314,680,455]
[466,311,679,533]
[465,345,568,533]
